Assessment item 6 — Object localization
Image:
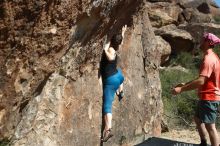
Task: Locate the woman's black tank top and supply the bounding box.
[100,52,118,78]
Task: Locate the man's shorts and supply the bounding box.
[195,100,220,124]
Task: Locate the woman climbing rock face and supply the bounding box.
[99,25,127,142]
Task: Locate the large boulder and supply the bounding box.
[148,2,182,27]
[176,0,219,24]
[148,9,176,27]
[177,0,213,9]
[155,25,194,54]
[155,36,172,65]
[197,2,211,14]
[209,2,220,17]
[179,23,220,49]
[177,0,219,13]
[148,0,173,2]
[0,0,163,146]
[179,8,212,23]
[147,0,217,26]
[209,0,219,8]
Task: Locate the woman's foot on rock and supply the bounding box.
[101,129,113,142]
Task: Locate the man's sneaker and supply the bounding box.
[199,139,207,146]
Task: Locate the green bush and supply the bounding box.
[213,46,220,57]
[0,140,9,146]
[214,16,220,24]
[160,51,203,127]
[160,69,198,126]
[161,48,220,127]
[160,37,220,128]
[169,52,195,69]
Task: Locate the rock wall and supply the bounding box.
[1,0,220,145]
[1,0,163,146]
[148,0,220,59]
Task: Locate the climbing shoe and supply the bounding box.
[117,91,124,101]
[101,129,113,142]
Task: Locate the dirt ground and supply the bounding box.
[160,128,219,145]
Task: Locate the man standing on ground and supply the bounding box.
[172,33,220,146]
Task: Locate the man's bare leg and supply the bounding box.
[194,116,207,145]
[205,123,219,146]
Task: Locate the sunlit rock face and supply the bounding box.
[1,1,163,146]
[2,0,220,145]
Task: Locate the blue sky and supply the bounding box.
[215,0,220,6]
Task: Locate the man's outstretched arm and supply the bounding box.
[172,75,207,95]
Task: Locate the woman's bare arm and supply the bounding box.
[122,25,127,39]
[121,25,127,45]
[103,39,110,51]
[104,47,116,61]
[103,37,116,61]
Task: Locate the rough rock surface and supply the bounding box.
[148,9,175,28]
[148,0,173,2]
[176,0,220,24]
[155,36,171,64]
[1,0,163,146]
[209,2,220,16]
[197,2,212,14]
[181,8,212,23]
[147,2,182,27]
[177,0,217,9]
[179,23,220,49]
[1,0,220,145]
[146,0,219,64]
[155,25,194,54]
